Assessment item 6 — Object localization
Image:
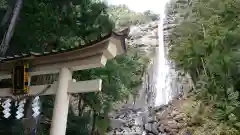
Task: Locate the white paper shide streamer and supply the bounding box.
[15,99,26,119]
[32,96,40,118]
[2,98,12,119]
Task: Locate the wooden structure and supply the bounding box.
[0,29,129,135]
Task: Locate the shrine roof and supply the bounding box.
[0,28,129,63]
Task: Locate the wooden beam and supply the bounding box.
[0,79,102,96]
[0,54,107,80]
[103,42,117,59]
[30,41,109,67]
[32,54,107,76]
[110,37,125,55]
[0,72,10,80]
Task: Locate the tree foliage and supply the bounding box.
[167,0,240,134]
[108,4,159,28]
[4,0,114,54]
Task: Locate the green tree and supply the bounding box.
[167,0,240,134]
[108,4,159,28]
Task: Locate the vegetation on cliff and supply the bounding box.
[108,4,159,28]
[167,0,240,134]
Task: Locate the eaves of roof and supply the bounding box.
[0,28,129,63]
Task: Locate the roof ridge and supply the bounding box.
[1,29,129,63]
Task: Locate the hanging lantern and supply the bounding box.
[12,61,30,95]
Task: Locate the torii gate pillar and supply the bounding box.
[50,67,72,135]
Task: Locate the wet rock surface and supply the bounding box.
[107,21,159,135]
[107,14,193,134]
[127,21,159,56]
[107,98,191,135]
[152,99,191,135]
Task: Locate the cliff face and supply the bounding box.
[107,21,159,135]
[123,21,160,109]
[107,7,194,134]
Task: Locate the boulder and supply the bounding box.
[166,120,179,129]
[171,110,179,117]
[144,123,152,131]
[147,116,157,123]
[157,124,165,133]
[177,122,186,129]
[174,113,186,122]
[144,123,159,134]
[151,123,159,134]
[155,112,164,120]
[110,119,125,129]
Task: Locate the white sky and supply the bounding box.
[105,0,169,14]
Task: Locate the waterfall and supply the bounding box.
[155,1,172,106]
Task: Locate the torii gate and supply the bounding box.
[0,29,129,135]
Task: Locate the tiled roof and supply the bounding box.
[0,28,129,63]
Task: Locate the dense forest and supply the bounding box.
[0,0,158,135]
[167,0,240,134]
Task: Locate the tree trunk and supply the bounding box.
[0,0,23,56]
[91,110,97,135]
[69,103,76,115]
[78,94,86,116]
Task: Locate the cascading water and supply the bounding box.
[155,1,173,106]
[106,1,193,134]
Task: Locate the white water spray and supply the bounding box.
[155,1,172,106]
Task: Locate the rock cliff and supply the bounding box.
[107,21,159,135]
[107,6,194,134]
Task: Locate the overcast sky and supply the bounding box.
[105,0,169,14]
